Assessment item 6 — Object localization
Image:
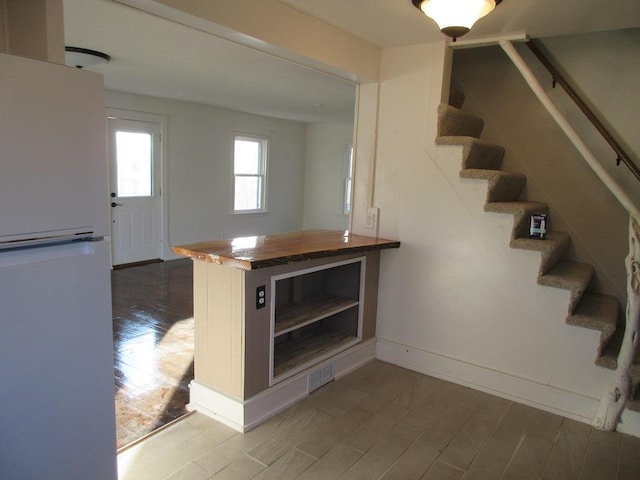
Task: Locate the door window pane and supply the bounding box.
[116,131,152,197]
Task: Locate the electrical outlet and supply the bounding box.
[256,285,266,309]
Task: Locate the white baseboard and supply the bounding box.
[189,339,377,432]
[376,338,600,426]
[190,338,640,438]
[188,382,246,431]
[618,409,640,437]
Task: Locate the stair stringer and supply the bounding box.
[433,101,640,417]
[428,132,613,413]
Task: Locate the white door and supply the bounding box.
[108,118,162,266]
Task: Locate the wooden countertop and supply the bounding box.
[173,230,400,270]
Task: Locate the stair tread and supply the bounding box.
[436,136,502,148]
[538,260,594,290]
[462,169,527,203]
[485,201,548,215]
[486,202,550,241]
[511,231,571,253]
[567,293,619,336]
[460,169,525,180]
[438,104,478,118]
[596,329,640,374]
[436,136,505,170]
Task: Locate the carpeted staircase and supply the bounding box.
[435,92,640,415]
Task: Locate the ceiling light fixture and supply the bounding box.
[64,46,111,69]
[411,0,502,42]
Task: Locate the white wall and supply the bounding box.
[368,41,613,426]
[104,90,306,259]
[302,122,354,230]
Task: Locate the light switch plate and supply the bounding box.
[366,207,379,229]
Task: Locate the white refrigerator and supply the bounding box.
[0,53,117,479]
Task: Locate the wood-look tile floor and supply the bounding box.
[111,259,194,449]
[117,360,640,480]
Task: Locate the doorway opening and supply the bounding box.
[107,110,191,449]
[111,258,195,449]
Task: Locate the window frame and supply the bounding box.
[232,133,268,214]
[342,143,354,215]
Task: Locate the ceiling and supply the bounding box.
[63,0,640,123]
[278,0,640,48]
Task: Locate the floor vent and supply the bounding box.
[308,364,334,392]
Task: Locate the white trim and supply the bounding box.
[112,0,364,84]
[618,409,640,437]
[188,381,246,431]
[342,143,354,215]
[190,339,376,432]
[189,338,640,437]
[376,338,600,425]
[449,32,528,49]
[332,337,376,379]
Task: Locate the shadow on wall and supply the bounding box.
[451,39,630,306]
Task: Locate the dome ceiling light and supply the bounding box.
[411,0,502,42]
[65,46,111,69]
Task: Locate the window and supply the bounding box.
[115,131,153,197]
[233,135,267,213]
[342,144,354,215]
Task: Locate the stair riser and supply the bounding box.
[464,142,505,170]
[437,104,484,138]
[509,232,571,276]
[538,262,594,314]
[487,175,526,203]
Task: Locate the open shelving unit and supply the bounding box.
[270,257,365,384]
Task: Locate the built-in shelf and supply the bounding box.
[273,328,359,378]
[274,296,359,337]
[270,257,365,384]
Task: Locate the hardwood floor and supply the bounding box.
[111,258,194,449]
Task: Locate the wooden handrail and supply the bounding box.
[526,40,640,183]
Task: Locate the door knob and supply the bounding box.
[111,202,123,207]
